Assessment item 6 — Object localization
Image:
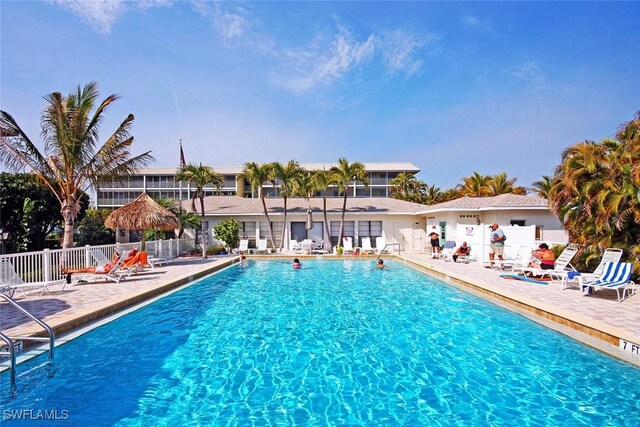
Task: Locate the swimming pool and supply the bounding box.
[2,260,639,425]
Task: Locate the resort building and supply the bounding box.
[95,162,421,209]
[174,193,567,259]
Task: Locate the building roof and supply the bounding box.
[416,194,550,214]
[138,162,420,176]
[182,196,427,216]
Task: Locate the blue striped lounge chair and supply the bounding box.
[581,262,636,302]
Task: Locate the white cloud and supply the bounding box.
[51,0,128,34]
[379,30,439,76]
[510,61,548,91]
[462,14,481,28]
[191,1,248,42]
[272,25,376,94]
[51,0,173,34]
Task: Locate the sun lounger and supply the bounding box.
[360,237,375,254]
[256,239,268,254]
[514,244,579,280]
[581,262,636,302]
[0,259,65,298]
[75,250,131,284]
[560,248,623,290]
[289,240,302,254]
[375,236,388,254]
[437,241,457,260]
[311,240,330,254]
[342,237,354,254]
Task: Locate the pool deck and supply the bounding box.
[1,254,639,368]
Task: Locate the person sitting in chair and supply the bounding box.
[528,243,555,270]
[452,242,470,263]
[63,250,125,282]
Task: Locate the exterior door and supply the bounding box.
[412,222,423,252]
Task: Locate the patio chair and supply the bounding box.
[484,243,526,270]
[342,237,354,254]
[238,239,249,253]
[0,259,65,299]
[375,236,388,254]
[361,237,375,254]
[437,241,457,260]
[514,244,579,280]
[289,240,302,254]
[560,248,623,290]
[311,240,330,254]
[75,250,131,284]
[256,239,268,254]
[581,262,636,302]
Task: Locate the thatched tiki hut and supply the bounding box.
[105,193,179,250]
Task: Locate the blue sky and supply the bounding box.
[2,1,639,189]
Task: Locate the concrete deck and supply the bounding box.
[1,254,639,367]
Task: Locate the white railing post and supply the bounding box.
[85,245,92,268]
[169,239,174,258]
[43,249,52,282]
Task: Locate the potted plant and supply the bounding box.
[336,245,344,256]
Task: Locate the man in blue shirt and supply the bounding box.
[487,222,506,269]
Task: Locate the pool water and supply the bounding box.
[2,260,640,425]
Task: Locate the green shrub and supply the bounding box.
[213,218,240,250]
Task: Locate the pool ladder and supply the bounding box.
[0,293,55,396]
[376,243,401,261]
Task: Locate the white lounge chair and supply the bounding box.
[560,248,623,290]
[311,240,330,254]
[256,239,268,254]
[0,259,65,298]
[289,240,302,254]
[375,236,388,254]
[581,262,636,302]
[238,239,249,253]
[484,244,527,270]
[74,250,131,284]
[437,241,457,260]
[301,239,313,254]
[515,244,579,280]
[361,237,375,254]
[342,237,354,254]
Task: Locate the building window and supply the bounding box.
[330,221,354,246]
[357,221,382,247]
[510,220,526,226]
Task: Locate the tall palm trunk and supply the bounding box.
[199,196,207,258]
[322,191,331,250]
[260,193,276,249]
[338,193,347,244]
[278,196,288,251]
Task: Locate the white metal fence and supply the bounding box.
[0,238,196,285]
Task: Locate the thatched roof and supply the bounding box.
[105,193,179,230]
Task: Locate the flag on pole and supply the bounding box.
[179,139,186,169]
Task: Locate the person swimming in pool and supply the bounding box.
[376,259,385,269]
[293,258,301,269]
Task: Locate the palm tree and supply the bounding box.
[239,162,277,249]
[532,175,553,199]
[175,163,223,258]
[155,197,200,238]
[488,172,528,195]
[330,158,369,244]
[423,184,443,205]
[270,160,303,251]
[0,82,153,249]
[309,169,332,250]
[457,172,492,197]
[390,172,417,200]
[548,113,640,270]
